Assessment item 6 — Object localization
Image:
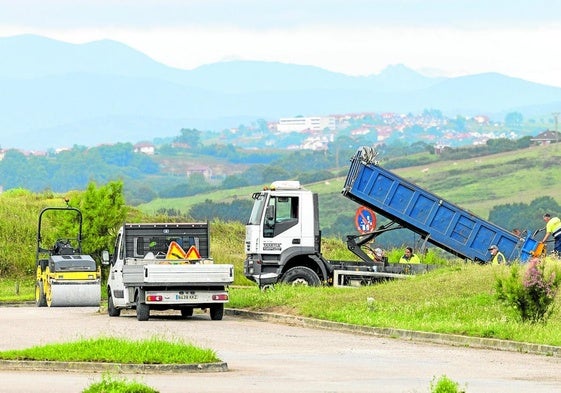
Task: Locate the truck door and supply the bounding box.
[107,231,126,306]
[262,194,302,250]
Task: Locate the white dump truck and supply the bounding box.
[103,222,233,321]
[244,147,536,288]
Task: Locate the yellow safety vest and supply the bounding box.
[399,254,420,264]
[547,217,561,238]
[491,252,506,265]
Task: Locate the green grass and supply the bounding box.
[0,278,34,302]
[228,262,561,347]
[83,373,158,393]
[0,337,217,392]
[3,144,561,356]
[394,146,561,217]
[0,337,220,364]
[209,220,254,285]
[137,183,259,215]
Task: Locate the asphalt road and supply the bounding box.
[1,306,561,393]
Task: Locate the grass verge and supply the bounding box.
[83,373,158,393]
[228,262,561,347]
[5,260,561,348]
[0,337,220,364]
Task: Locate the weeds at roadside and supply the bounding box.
[0,336,220,365]
[83,372,158,393]
[495,258,561,323]
[430,375,466,393]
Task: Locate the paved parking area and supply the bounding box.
[1,306,561,393]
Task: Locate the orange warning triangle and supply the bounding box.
[166,241,187,259]
[185,245,201,260]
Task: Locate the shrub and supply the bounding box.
[495,258,561,323]
[83,373,158,393]
[430,375,465,393]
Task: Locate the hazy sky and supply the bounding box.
[1,0,561,86]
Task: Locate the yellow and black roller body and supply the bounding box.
[36,254,100,307]
[35,204,101,308]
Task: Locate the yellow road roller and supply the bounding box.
[35,203,101,307]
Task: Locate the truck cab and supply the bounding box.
[245,181,328,287]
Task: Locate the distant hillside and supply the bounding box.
[138,143,561,232]
[1,34,561,150]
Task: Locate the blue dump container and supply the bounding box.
[520,238,538,262]
[343,147,523,263]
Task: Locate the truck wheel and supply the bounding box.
[35,281,47,307]
[281,266,321,286]
[209,304,224,320]
[180,307,193,318]
[107,291,120,317]
[136,295,150,321]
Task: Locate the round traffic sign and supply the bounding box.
[355,206,376,234]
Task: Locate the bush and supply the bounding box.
[430,375,465,393]
[495,258,561,323]
[83,373,158,393]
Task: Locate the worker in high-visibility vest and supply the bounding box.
[542,213,561,255]
[488,244,506,265]
[399,246,420,264]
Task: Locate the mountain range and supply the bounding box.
[1,34,561,150]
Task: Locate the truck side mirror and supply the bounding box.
[101,250,110,265]
[265,205,275,221]
[265,205,275,228]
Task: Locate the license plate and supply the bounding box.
[176,294,198,300]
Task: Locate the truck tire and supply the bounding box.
[35,281,47,307]
[107,291,120,317]
[281,266,321,286]
[209,304,224,320]
[180,307,193,318]
[136,292,150,321]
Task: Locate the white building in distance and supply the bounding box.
[277,116,336,133]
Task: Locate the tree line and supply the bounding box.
[0,128,545,210]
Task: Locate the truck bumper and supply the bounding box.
[250,273,279,287]
[144,289,229,305]
[244,256,280,286]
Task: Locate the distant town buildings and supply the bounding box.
[133,142,155,155]
[276,116,336,133]
[185,166,213,180]
[1,110,557,156]
[530,130,561,146]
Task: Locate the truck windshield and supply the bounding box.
[248,193,266,225]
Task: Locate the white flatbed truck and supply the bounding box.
[103,222,233,321]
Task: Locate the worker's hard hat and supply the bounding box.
[488,245,498,250]
[374,248,383,257]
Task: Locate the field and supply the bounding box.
[138,144,561,225]
[2,143,561,349]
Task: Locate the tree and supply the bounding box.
[488,196,561,237]
[262,166,290,184]
[176,128,202,148]
[0,150,33,189]
[505,112,523,127]
[222,174,249,189]
[256,118,269,133]
[75,181,128,259]
[188,199,254,222]
[186,173,213,195]
[97,143,134,167]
